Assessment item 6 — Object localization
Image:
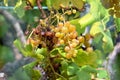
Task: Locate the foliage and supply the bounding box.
[3,0,120,80]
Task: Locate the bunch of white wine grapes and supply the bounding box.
[53,22,93,59]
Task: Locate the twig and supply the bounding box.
[0,9,26,45]
[104,42,120,80]
[37,0,46,18]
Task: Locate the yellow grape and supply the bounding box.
[66,10,72,15]
[72,39,79,44]
[61,27,68,33]
[72,50,78,57]
[55,32,61,37]
[64,21,70,27]
[66,53,72,59]
[59,39,64,44]
[58,22,64,27]
[64,46,70,52]
[70,42,77,48]
[54,27,60,32]
[86,47,93,52]
[78,36,85,43]
[68,25,76,32]
[72,9,77,14]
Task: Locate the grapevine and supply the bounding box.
[11,0,120,80]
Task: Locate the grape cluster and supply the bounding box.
[101,0,120,17]
[53,22,92,59]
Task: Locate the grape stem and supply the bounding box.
[47,51,67,79]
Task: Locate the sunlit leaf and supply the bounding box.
[90,22,113,53]
[4,0,8,6]
[73,49,98,67]
[71,0,84,9]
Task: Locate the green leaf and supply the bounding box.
[70,13,96,34]
[14,39,29,56]
[115,18,120,32]
[76,69,91,80]
[87,0,109,22]
[23,61,41,80]
[97,70,108,79]
[81,65,97,73]
[14,39,23,52]
[60,60,68,76]
[90,22,113,53]
[67,62,79,76]
[72,49,98,67]
[14,0,26,18]
[69,76,77,80]
[0,45,14,68]
[46,0,52,9]
[50,48,66,57]
[71,0,84,9]
[36,48,47,56]
[47,0,84,10]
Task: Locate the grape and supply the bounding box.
[66,53,72,59]
[64,46,70,52]
[72,50,78,57]
[66,10,72,15]
[78,36,85,43]
[86,47,93,52]
[72,9,77,14]
[58,22,64,27]
[59,39,64,44]
[55,32,61,37]
[69,32,78,39]
[54,27,60,32]
[68,25,76,32]
[64,21,70,27]
[70,42,77,48]
[72,39,79,44]
[61,27,68,33]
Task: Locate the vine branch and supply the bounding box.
[37,0,46,18]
